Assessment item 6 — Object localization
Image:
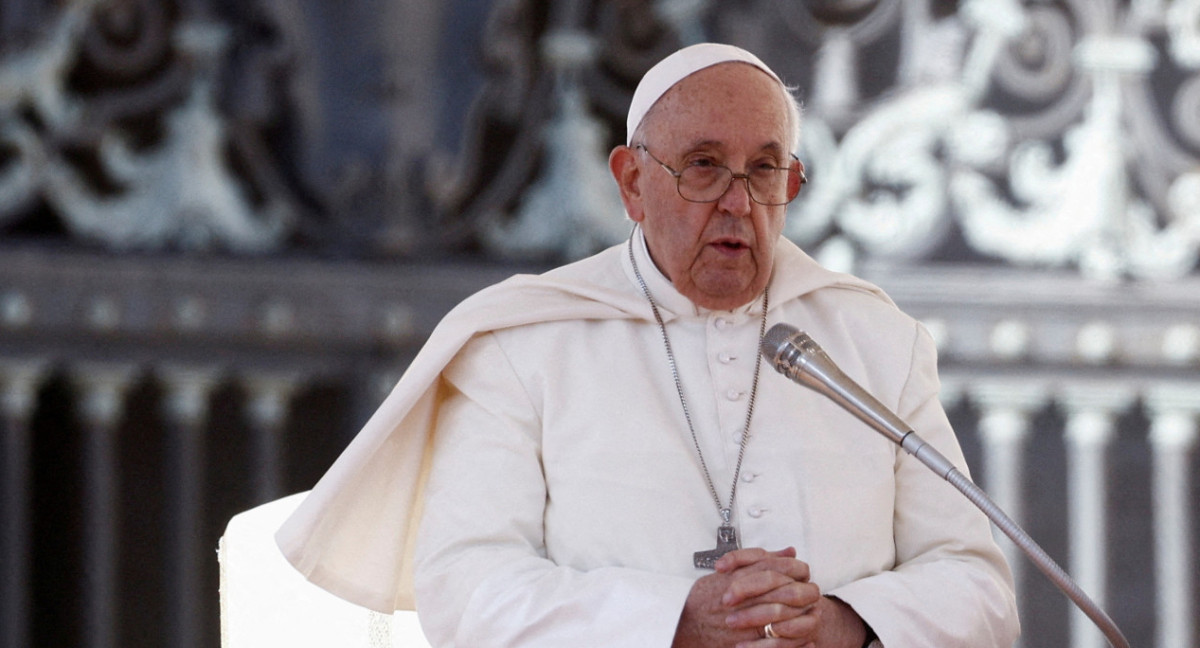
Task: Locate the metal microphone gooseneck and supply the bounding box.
[760,323,1130,648]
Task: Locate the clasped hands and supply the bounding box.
[672,547,867,648]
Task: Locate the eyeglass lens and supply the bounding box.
[678,166,798,205]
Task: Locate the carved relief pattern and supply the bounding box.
[0,0,307,252]
[762,0,1200,279]
[455,0,1200,278]
[422,0,678,258]
[421,0,548,251]
[3,0,1199,278]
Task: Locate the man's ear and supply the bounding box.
[609,145,645,223]
[787,157,807,202]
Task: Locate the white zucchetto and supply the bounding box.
[625,42,783,145]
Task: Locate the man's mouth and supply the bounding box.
[711,238,749,252]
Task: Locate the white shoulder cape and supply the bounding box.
[275,238,890,613]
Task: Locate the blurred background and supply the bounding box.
[1,0,1197,647]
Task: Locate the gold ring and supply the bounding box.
[764,622,779,639]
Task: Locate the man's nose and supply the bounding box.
[717,174,754,215]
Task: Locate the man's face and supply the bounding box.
[611,62,796,311]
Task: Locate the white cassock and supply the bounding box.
[277,229,1020,647]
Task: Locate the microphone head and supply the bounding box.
[761,322,802,361]
[762,323,832,382]
[760,323,914,445]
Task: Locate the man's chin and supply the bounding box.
[682,279,764,311]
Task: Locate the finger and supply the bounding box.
[722,565,820,607]
[725,600,801,629]
[729,611,822,648]
[732,579,822,612]
[725,555,812,586]
[717,553,810,589]
[724,585,821,628]
[765,609,823,642]
[720,566,813,609]
[721,569,800,607]
[715,546,796,573]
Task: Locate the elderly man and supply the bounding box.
[277,44,1020,647]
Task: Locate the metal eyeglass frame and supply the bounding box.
[635,144,807,206]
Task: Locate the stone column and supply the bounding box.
[244,373,300,503]
[972,378,1046,640]
[74,363,137,648]
[1144,384,1198,648]
[159,366,220,648]
[0,360,45,648]
[1060,384,1134,648]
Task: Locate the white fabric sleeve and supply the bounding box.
[413,332,696,648]
[827,324,1021,647]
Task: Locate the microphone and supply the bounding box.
[759,322,1130,648]
[760,323,955,476]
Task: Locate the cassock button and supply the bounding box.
[748,506,765,518]
[714,318,731,330]
[742,471,758,483]
[718,351,736,364]
[726,389,745,401]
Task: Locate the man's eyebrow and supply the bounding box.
[678,138,723,153]
[758,141,788,155]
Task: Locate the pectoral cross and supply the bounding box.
[693,510,740,569]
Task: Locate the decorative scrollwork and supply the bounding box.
[423,0,547,249]
[0,0,307,252]
[5,0,1198,276]
[765,0,1200,279]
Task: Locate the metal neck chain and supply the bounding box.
[627,230,768,526]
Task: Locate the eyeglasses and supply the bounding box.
[635,144,806,206]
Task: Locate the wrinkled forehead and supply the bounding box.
[626,43,783,145]
[636,63,793,155]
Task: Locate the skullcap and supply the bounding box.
[626,43,783,145]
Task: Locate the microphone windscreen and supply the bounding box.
[761,322,801,358]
